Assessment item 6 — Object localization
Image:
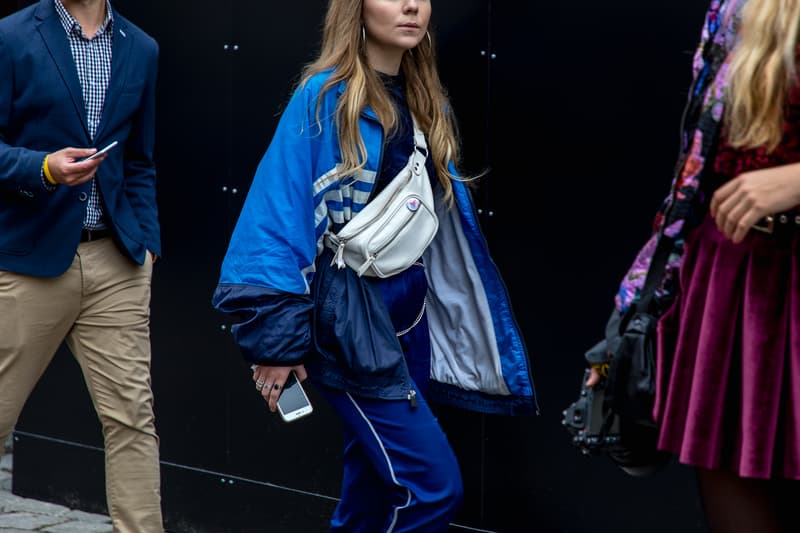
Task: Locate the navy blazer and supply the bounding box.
[0,0,160,277]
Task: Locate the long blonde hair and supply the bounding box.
[298,0,462,204]
[726,0,800,151]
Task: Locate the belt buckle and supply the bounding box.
[752,215,775,234]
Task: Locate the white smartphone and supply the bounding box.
[277,370,313,422]
[81,140,119,161]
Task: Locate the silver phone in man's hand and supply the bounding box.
[80,140,119,162]
[277,371,313,422]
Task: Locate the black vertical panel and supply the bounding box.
[109,0,237,473]
[11,0,36,14]
[433,0,491,183]
[482,1,710,532]
[0,3,16,18]
[227,0,328,198]
[220,0,345,499]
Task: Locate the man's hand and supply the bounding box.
[46,147,107,186]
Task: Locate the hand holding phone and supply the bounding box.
[276,370,313,422]
[79,140,119,162]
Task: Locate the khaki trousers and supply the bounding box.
[0,238,163,533]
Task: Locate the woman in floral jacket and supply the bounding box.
[590,1,800,531]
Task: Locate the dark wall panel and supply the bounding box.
[107,0,236,473]
[483,2,710,532]
[222,0,345,498]
[0,3,16,18]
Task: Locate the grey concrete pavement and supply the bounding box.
[0,436,113,533]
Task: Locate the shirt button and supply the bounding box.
[78,192,88,202]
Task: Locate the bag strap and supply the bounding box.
[402,118,429,187]
[632,2,735,317]
[411,117,428,157]
[634,232,673,315]
[634,169,695,315]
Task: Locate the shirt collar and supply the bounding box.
[54,0,114,38]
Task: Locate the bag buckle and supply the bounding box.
[752,215,774,234]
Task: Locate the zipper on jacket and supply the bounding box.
[407,389,418,408]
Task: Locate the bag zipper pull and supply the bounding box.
[408,389,418,408]
[357,255,376,277]
[333,239,346,269]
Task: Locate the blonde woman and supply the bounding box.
[212,0,536,530]
[591,0,800,531]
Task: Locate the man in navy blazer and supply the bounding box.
[0,1,163,531]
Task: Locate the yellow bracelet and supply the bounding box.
[43,154,57,185]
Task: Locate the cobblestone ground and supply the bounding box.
[0,435,113,532]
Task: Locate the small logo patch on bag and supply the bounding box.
[406,198,420,212]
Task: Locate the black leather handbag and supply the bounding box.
[562,231,674,477]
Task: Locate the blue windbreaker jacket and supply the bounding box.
[212,71,537,416]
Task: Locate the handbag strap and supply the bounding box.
[633,2,734,317]
[634,181,697,314]
[634,232,673,315]
[411,117,428,160]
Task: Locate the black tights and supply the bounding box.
[696,468,800,533]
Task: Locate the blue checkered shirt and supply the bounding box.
[54,0,114,230]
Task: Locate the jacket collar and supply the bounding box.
[36,0,89,139]
[34,0,133,142]
[334,76,379,121]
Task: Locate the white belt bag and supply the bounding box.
[325,121,439,278]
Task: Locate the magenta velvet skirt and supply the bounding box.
[655,213,800,479]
